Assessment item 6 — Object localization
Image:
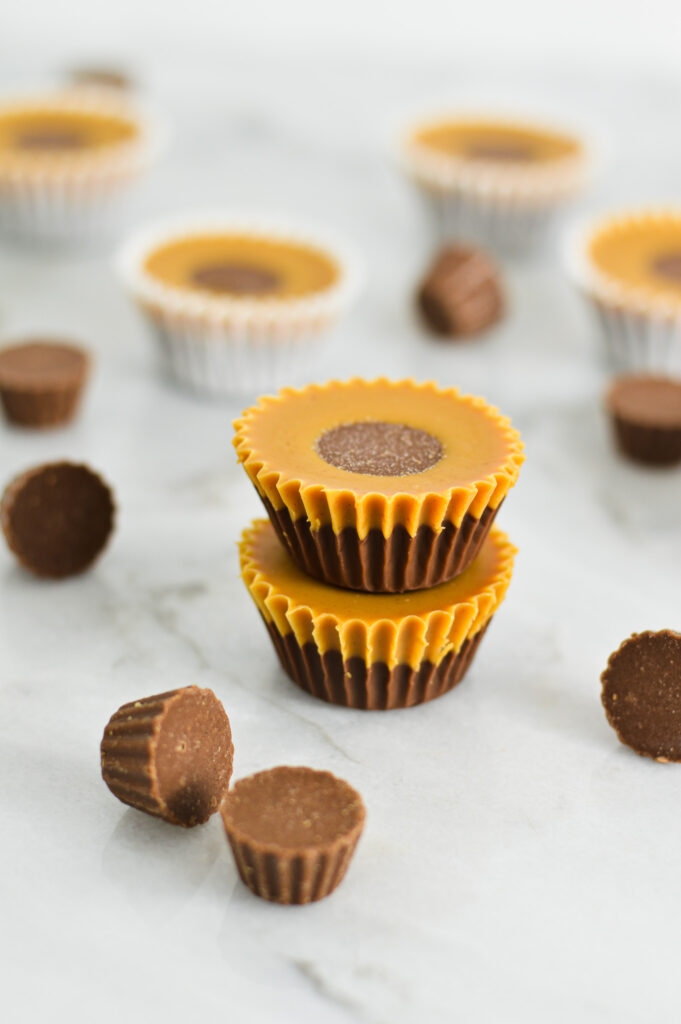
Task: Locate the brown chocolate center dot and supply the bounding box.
[316,421,443,476]
[651,252,681,283]
[16,131,86,150]
[466,142,534,161]
[191,262,280,295]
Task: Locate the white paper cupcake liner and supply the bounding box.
[397,109,593,257]
[116,212,362,397]
[0,90,166,242]
[566,210,681,374]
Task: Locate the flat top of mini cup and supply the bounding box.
[234,378,523,499]
[601,630,681,762]
[606,374,681,428]
[0,339,89,389]
[586,211,681,303]
[1,461,115,578]
[407,116,583,165]
[142,232,340,300]
[0,100,139,158]
[241,517,515,624]
[220,766,365,850]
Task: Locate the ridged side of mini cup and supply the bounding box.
[100,691,171,819]
[610,415,681,467]
[223,823,364,904]
[0,381,86,427]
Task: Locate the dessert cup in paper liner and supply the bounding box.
[233,378,523,593]
[0,89,166,242]
[239,517,516,710]
[220,766,365,904]
[567,210,681,374]
[116,214,362,398]
[397,110,592,258]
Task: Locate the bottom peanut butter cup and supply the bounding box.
[221,766,365,904]
[239,518,516,710]
[101,686,234,827]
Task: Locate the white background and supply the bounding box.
[2,5,681,1024]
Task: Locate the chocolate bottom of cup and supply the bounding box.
[612,416,681,466]
[225,831,361,904]
[0,384,84,428]
[265,619,490,710]
[261,494,500,593]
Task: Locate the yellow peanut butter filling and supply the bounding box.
[410,119,581,164]
[240,518,516,669]
[234,379,524,537]
[143,234,340,299]
[0,107,138,158]
[588,213,681,302]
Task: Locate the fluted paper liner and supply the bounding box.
[567,210,681,372]
[234,378,523,591]
[239,518,516,709]
[116,213,361,395]
[220,767,365,904]
[101,686,234,828]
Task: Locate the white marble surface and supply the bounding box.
[2,53,681,1024]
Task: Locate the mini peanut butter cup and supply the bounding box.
[1,461,114,578]
[0,339,90,428]
[601,631,681,762]
[606,374,681,466]
[221,766,365,904]
[417,246,504,338]
[101,686,234,827]
[234,379,523,593]
[239,518,516,710]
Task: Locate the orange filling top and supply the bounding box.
[588,215,681,300]
[0,107,138,157]
[411,119,581,164]
[143,234,340,299]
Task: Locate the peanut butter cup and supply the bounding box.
[606,374,681,466]
[101,686,234,826]
[0,339,90,428]
[417,246,504,338]
[601,631,681,762]
[221,766,365,903]
[234,379,523,593]
[239,518,516,709]
[1,461,114,578]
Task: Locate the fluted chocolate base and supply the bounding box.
[266,620,490,710]
[261,494,500,593]
[224,831,362,904]
[0,384,85,428]
[612,416,681,466]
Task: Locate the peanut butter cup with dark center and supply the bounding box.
[234,379,523,592]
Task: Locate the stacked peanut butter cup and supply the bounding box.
[234,378,524,710]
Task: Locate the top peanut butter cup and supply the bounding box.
[234,378,523,593]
